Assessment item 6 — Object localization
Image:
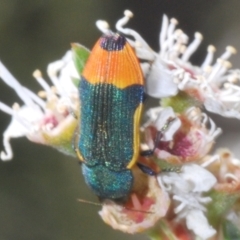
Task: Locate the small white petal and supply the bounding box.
[136,47,156,61]
[140,62,151,76]
[145,60,178,98]
[0,62,35,108]
[1,118,29,161]
[0,103,44,161]
[204,97,240,119]
[58,61,79,93]
[180,164,217,192]
[186,209,216,239]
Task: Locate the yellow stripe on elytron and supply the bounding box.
[82,39,143,89]
[76,148,85,163]
[127,103,143,169]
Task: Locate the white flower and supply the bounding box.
[0,9,239,238]
[142,106,221,164]
[98,10,240,119]
[158,164,217,239]
[99,176,170,234]
[141,106,181,142]
[202,148,240,192]
[0,51,79,160]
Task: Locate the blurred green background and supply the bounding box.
[0,1,240,239]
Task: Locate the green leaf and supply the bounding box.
[207,190,240,227]
[147,220,177,240]
[71,43,90,75]
[153,157,182,173]
[161,91,201,113]
[223,219,240,240]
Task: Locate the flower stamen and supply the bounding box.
[33,69,51,93]
[201,45,216,69]
[220,46,237,60]
[181,32,203,62]
[96,20,110,34]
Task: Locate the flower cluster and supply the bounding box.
[0,51,80,160]
[1,9,240,240]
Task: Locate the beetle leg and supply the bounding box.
[140,130,163,157]
[140,117,176,157]
[137,162,156,176]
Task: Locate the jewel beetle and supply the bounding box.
[76,32,145,200]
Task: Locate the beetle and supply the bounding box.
[76,32,148,200]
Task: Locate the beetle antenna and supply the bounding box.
[77,198,103,207]
[77,199,153,214]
